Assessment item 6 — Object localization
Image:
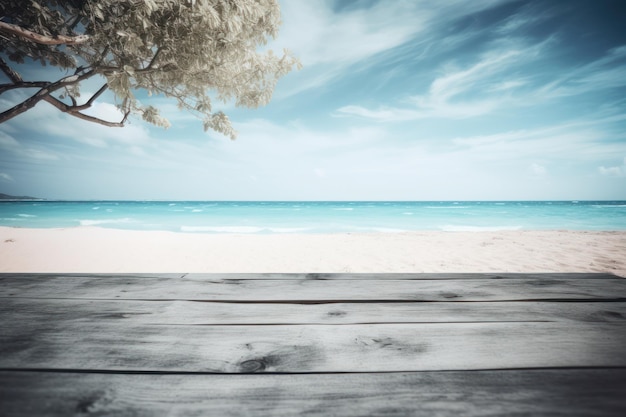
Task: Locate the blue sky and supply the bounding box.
[1,0,626,200]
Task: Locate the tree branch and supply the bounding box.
[0,56,125,127]
[0,21,90,45]
[83,84,109,107]
[43,94,127,127]
[0,57,49,94]
[0,70,96,124]
[0,81,50,94]
[0,56,22,82]
[61,83,109,112]
[143,48,162,71]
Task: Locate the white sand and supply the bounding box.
[0,226,625,277]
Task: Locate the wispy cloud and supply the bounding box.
[495,1,555,35]
[0,131,20,148]
[335,27,626,123]
[276,1,423,67]
[528,163,547,177]
[0,172,14,182]
[450,114,626,158]
[535,46,626,100]
[334,36,552,121]
[2,95,153,153]
[272,0,517,98]
[599,157,626,177]
[0,130,60,161]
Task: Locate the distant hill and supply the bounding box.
[0,193,40,200]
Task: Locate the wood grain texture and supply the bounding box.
[2,298,626,326]
[181,272,622,280]
[3,272,620,281]
[2,321,625,372]
[1,369,625,417]
[1,273,625,415]
[2,274,625,302]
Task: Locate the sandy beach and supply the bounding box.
[0,226,625,276]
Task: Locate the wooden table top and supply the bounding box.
[1,273,625,416]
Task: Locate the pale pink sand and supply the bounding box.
[0,227,625,276]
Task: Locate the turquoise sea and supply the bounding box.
[1,201,625,234]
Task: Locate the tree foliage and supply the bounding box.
[0,0,300,138]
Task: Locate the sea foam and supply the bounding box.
[440,225,523,232]
[180,226,309,233]
[79,218,133,226]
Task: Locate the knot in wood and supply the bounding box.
[240,359,266,373]
[441,292,461,299]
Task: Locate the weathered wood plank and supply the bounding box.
[1,321,625,372]
[181,272,621,280]
[1,273,623,415]
[0,273,186,280]
[1,369,625,416]
[2,275,625,301]
[3,272,620,280]
[2,298,625,325]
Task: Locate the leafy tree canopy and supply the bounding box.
[0,0,300,138]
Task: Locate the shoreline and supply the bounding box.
[1,226,625,276]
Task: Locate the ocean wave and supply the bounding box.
[79,218,133,226]
[347,226,408,233]
[180,226,263,233]
[440,225,523,232]
[367,227,408,233]
[592,204,626,208]
[17,214,37,217]
[425,206,470,209]
[333,208,354,211]
[180,226,309,233]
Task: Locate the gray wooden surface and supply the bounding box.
[1,273,625,416]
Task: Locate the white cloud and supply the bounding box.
[599,157,626,177]
[313,168,326,178]
[488,79,529,92]
[535,45,626,100]
[81,102,126,124]
[495,2,554,35]
[128,146,147,157]
[3,97,154,154]
[272,0,517,98]
[335,37,550,121]
[0,173,14,182]
[450,115,626,160]
[335,30,624,123]
[529,163,547,176]
[20,148,60,160]
[275,1,427,67]
[266,1,426,97]
[0,128,60,160]
[0,131,20,148]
